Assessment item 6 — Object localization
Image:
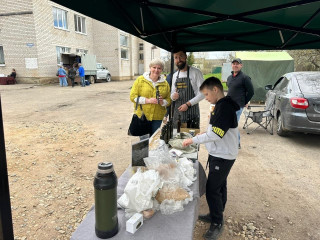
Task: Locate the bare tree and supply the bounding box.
[287,49,320,71]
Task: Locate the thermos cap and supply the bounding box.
[97,162,114,174]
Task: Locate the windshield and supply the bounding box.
[96,63,103,69]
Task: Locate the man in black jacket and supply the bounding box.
[227,58,254,149]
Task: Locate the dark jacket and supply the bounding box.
[227,71,254,108]
[68,68,76,78]
[9,72,16,79]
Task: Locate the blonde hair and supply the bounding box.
[149,59,164,70]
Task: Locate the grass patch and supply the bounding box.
[203,73,228,91]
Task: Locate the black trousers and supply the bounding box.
[206,155,235,225]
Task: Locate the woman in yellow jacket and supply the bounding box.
[130,59,171,136]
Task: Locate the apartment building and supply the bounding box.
[0,0,160,83]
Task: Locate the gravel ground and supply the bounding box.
[1,81,320,240]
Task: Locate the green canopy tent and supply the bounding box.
[51,0,320,52]
[1,1,320,239]
[236,51,294,102]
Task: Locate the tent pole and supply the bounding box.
[0,95,14,240]
[169,32,176,119]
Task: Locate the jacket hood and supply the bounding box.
[143,72,165,83]
[218,96,240,111]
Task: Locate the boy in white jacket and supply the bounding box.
[183,77,240,240]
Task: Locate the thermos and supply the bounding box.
[94,162,118,239]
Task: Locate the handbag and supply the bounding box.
[128,97,151,136]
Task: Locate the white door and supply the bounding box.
[139,64,144,75]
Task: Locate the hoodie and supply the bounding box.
[192,96,240,160]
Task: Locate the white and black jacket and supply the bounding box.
[192,96,240,160]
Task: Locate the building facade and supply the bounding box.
[0,0,160,83]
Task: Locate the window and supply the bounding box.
[120,34,129,59]
[139,53,144,60]
[151,45,157,60]
[139,43,144,51]
[0,46,5,65]
[121,49,128,59]
[76,49,88,54]
[52,7,68,30]
[273,77,284,91]
[274,77,289,92]
[74,15,86,34]
[56,46,71,63]
[120,34,128,47]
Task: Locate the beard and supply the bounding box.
[176,61,186,70]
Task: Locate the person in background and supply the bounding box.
[130,59,171,136]
[68,64,77,88]
[226,58,254,149]
[78,63,85,87]
[171,48,205,128]
[9,68,16,79]
[57,65,67,87]
[182,77,239,240]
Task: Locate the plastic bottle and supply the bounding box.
[94,162,118,239]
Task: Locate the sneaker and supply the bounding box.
[198,213,212,223]
[203,223,223,240]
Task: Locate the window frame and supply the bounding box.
[74,14,86,34]
[0,46,5,65]
[52,7,68,30]
[120,33,129,60]
[56,46,71,64]
[121,49,128,60]
[76,49,88,54]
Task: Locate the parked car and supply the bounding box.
[265,72,320,136]
[96,63,111,82]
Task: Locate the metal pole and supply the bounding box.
[0,95,14,240]
[169,32,176,119]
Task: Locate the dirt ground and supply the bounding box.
[1,81,320,240]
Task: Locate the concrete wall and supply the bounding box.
[92,21,119,79]
[0,0,38,81]
[0,0,160,83]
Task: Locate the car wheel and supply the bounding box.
[277,113,287,136]
[106,74,111,82]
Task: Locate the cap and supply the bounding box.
[97,162,114,173]
[232,58,242,64]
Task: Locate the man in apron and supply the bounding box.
[171,49,205,128]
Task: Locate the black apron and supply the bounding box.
[173,67,200,128]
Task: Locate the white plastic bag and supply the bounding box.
[118,168,162,214]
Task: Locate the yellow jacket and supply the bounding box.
[130,74,171,121]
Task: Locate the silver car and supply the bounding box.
[265,72,320,136]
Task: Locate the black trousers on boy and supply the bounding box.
[206,155,235,225]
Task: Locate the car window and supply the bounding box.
[296,74,320,94]
[273,77,288,91]
[278,77,289,92]
[273,77,283,90]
